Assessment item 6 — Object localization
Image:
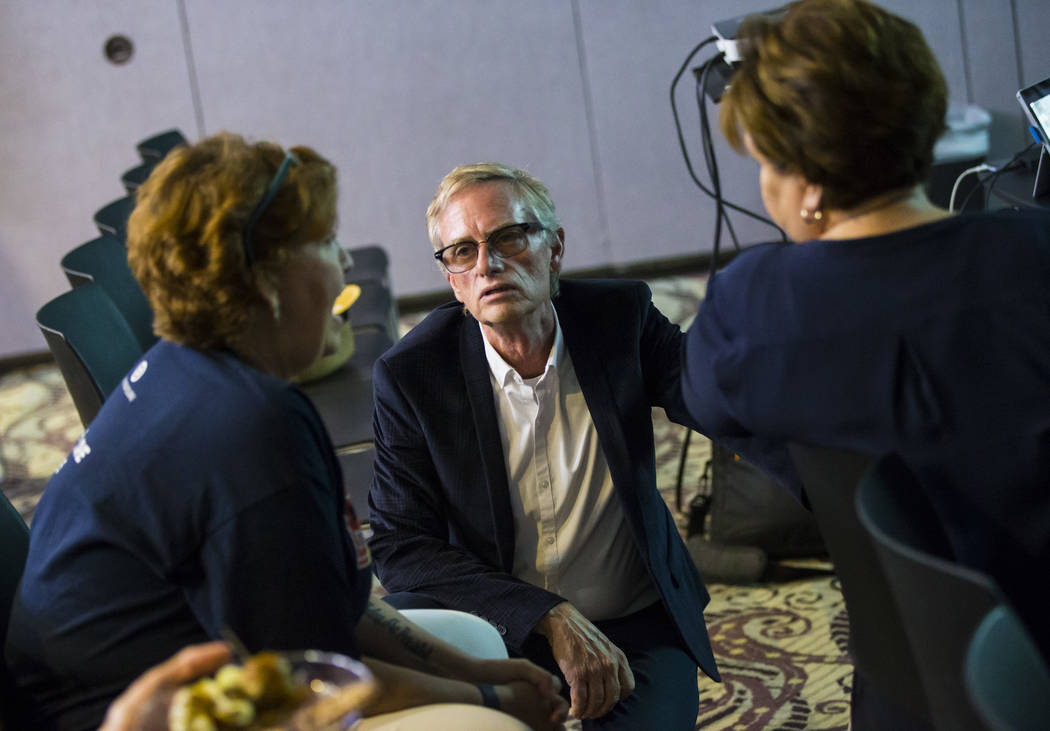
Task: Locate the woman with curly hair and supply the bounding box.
[6,132,567,731]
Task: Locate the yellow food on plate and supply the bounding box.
[168,651,337,730]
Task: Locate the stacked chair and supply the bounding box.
[60,234,157,352]
[787,443,932,730]
[135,129,187,162]
[855,454,1048,731]
[792,442,1050,730]
[965,605,1050,730]
[36,282,144,426]
[91,195,136,242]
[37,129,397,517]
[119,161,155,194]
[337,245,400,338]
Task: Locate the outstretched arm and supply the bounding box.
[356,596,568,728]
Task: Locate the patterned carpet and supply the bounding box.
[0,273,852,729]
[0,363,81,524]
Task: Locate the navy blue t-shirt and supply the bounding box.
[682,208,1050,660]
[5,341,373,731]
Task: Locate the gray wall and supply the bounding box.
[1,0,1047,358]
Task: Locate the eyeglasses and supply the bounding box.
[242,151,300,268]
[433,221,546,273]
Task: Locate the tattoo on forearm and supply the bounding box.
[366,605,435,662]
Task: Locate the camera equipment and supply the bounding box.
[1016,76,1050,198]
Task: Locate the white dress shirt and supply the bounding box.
[480,314,659,621]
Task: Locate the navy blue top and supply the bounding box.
[682,208,1050,659]
[5,340,372,731]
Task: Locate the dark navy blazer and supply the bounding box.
[368,278,719,681]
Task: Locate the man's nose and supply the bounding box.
[474,243,504,274]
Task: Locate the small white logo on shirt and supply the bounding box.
[122,359,148,402]
[130,360,148,383]
[72,434,91,464]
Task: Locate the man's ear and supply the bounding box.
[549,227,565,272]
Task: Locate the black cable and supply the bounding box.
[696,58,746,271]
[956,142,1036,211]
[698,66,750,248]
[670,42,780,229]
[984,142,1038,204]
[671,42,785,508]
[671,41,785,278]
[696,58,725,263]
[671,38,718,191]
[697,61,721,199]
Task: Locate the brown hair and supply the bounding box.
[720,0,947,210]
[126,132,337,349]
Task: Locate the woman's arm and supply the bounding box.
[356,657,477,714]
[356,597,567,727]
[356,597,552,685]
[358,657,566,730]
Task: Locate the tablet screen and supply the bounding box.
[1017,77,1050,147]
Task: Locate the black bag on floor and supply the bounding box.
[687,443,829,583]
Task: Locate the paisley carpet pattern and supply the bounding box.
[0,272,854,729]
[0,363,80,524]
[699,580,851,730]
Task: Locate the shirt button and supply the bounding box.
[546,537,555,545]
[497,624,507,635]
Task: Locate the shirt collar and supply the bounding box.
[480,309,564,388]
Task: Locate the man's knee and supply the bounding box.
[588,645,698,729]
[401,609,510,660]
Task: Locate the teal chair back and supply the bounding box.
[60,234,157,352]
[92,195,135,243]
[787,443,932,729]
[965,605,1050,731]
[856,453,1000,731]
[120,160,156,194]
[36,282,145,426]
[135,128,187,162]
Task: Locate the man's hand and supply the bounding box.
[534,602,635,719]
[99,642,231,731]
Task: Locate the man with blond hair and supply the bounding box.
[368,162,720,728]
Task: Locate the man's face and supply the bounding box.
[436,180,563,328]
